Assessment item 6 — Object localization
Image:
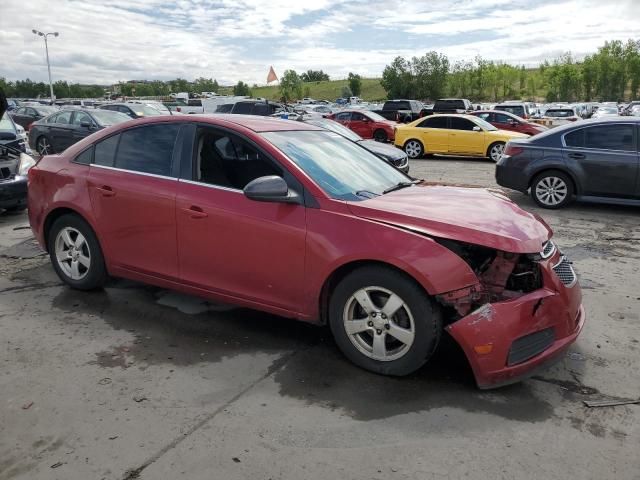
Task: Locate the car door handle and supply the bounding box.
[181,206,208,219]
[568,153,586,159]
[96,185,115,197]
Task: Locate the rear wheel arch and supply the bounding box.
[528,167,579,195]
[43,208,101,254]
[318,260,434,326]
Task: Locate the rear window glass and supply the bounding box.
[496,105,525,117]
[114,124,180,176]
[94,135,120,167]
[74,147,93,165]
[384,101,410,110]
[434,100,464,110]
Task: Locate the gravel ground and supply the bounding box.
[0,157,639,480]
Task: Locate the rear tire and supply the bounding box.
[329,266,441,376]
[403,139,424,159]
[47,214,108,290]
[530,170,574,209]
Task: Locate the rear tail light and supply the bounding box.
[176,107,181,112]
[568,117,578,122]
[28,122,34,133]
[503,143,524,156]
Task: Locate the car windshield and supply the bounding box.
[0,113,16,132]
[143,103,171,114]
[91,110,131,126]
[472,117,498,131]
[546,109,574,118]
[132,104,163,116]
[363,111,387,122]
[599,107,618,114]
[262,130,410,201]
[35,106,58,116]
[305,118,362,142]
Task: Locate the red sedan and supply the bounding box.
[471,110,548,136]
[27,115,584,388]
[328,110,397,142]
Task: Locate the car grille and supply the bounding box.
[552,256,577,286]
[507,327,555,366]
[540,240,556,259]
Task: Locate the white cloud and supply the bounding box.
[0,0,635,86]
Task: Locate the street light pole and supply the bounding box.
[32,29,59,104]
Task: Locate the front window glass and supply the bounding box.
[470,116,497,131]
[262,131,409,201]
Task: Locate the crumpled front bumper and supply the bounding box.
[446,251,584,389]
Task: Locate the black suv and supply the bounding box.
[430,98,474,114]
[229,101,286,116]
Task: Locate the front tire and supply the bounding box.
[403,139,424,159]
[373,129,388,142]
[329,266,441,376]
[48,214,108,290]
[487,142,505,162]
[531,170,574,209]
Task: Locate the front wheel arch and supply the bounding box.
[319,260,432,326]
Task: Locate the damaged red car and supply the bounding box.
[27,115,584,388]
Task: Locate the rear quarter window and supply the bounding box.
[94,134,120,167]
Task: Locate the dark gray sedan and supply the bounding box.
[496,117,640,208]
[29,109,130,155]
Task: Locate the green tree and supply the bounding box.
[233,81,251,96]
[279,70,303,102]
[347,72,362,96]
[412,51,449,100]
[300,70,330,82]
[340,85,353,99]
[381,56,415,98]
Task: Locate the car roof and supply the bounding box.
[473,110,518,117]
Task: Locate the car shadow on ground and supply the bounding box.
[43,273,556,423]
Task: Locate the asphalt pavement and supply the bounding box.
[0,157,638,480]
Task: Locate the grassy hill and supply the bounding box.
[219,78,387,102]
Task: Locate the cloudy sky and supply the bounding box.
[0,0,637,86]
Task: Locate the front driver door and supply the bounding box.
[563,124,638,198]
[349,112,372,138]
[175,125,307,313]
[448,117,485,155]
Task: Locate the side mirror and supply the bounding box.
[243,175,301,204]
[472,126,481,132]
[80,121,94,129]
[508,120,518,125]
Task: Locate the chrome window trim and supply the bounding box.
[560,123,637,153]
[178,178,243,194]
[91,163,177,181]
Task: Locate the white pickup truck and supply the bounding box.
[169,96,251,114]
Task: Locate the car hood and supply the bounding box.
[358,139,406,161]
[347,184,551,253]
[487,129,529,139]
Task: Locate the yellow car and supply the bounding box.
[394,114,528,162]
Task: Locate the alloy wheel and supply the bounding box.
[54,227,91,281]
[535,176,568,207]
[343,286,415,361]
[37,137,52,155]
[489,143,504,162]
[404,140,423,159]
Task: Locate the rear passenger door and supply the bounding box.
[87,123,183,279]
[562,124,638,198]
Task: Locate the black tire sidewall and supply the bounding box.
[487,142,505,162]
[373,129,387,142]
[329,266,441,376]
[531,170,574,209]
[48,214,107,290]
[404,139,423,159]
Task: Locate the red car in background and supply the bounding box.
[471,110,548,136]
[27,115,583,388]
[328,109,397,142]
